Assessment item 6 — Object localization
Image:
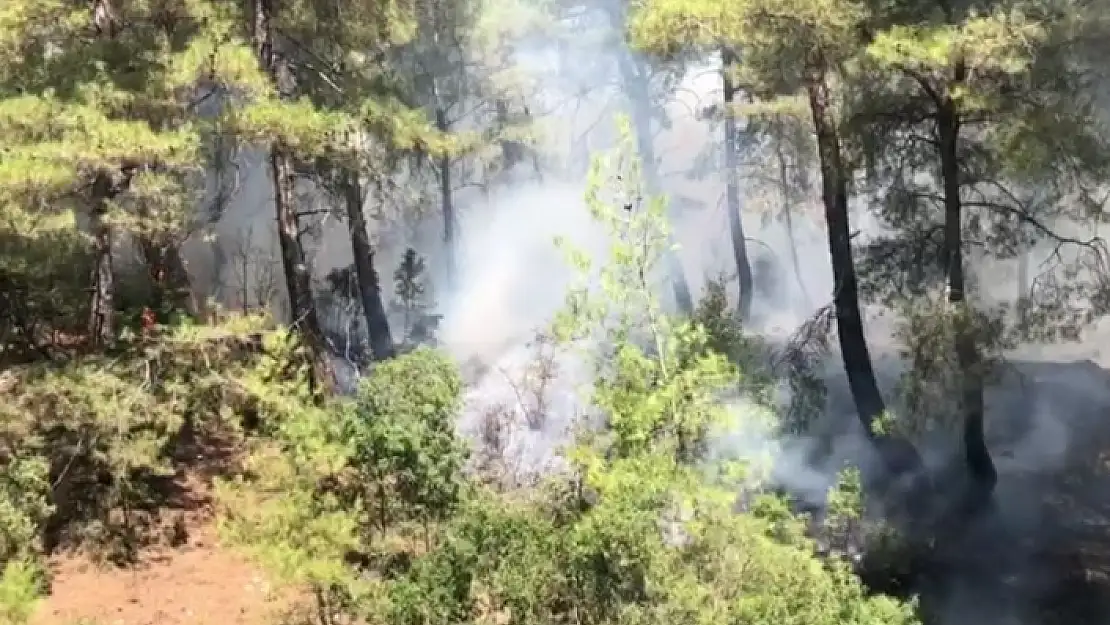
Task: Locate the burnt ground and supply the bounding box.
[812,350,1110,625]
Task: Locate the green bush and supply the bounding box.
[344,347,469,535]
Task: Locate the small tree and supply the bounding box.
[344,348,469,540]
[217,341,468,622]
[392,248,440,346]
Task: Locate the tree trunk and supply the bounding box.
[254,0,335,392]
[136,222,195,318]
[937,94,996,505]
[775,129,812,310]
[722,47,754,321]
[435,107,457,288]
[616,50,694,315]
[1016,249,1029,326]
[803,55,923,477]
[86,2,120,348]
[270,149,335,390]
[341,169,395,361]
[88,173,115,347]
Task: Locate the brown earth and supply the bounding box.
[29,428,298,625]
[29,525,289,625]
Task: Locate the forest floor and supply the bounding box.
[27,430,297,625]
[29,526,286,625]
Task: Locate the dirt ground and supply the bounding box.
[30,526,288,625]
[29,429,295,625]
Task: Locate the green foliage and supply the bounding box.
[552,116,744,465]
[216,331,367,611]
[359,120,921,625]
[0,455,53,565]
[344,347,469,533]
[11,0,1103,623]
[892,294,1012,443]
[207,116,920,625]
[0,558,47,625]
[218,345,469,620]
[0,452,53,623]
[378,493,564,625]
[629,0,867,96]
[388,479,919,625]
[0,314,275,560]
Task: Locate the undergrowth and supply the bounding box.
[0,124,918,625]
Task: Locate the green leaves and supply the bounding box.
[229,97,356,155]
[0,558,47,625]
[168,37,270,98]
[630,0,869,91]
[0,95,200,199]
[345,348,469,528]
[864,9,1047,115]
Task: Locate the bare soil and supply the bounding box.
[29,427,297,625]
[30,526,288,625]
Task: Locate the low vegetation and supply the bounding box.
[0,130,917,625]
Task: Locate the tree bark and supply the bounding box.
[88,172,116,347]
[137,234,194,316]
[435,107,457,288]
[86,2,123,348]
[341,169,395,361]
[722,47,754,321]
[1016,249,1029,326]
[937,90,996,504]
[774,127,812,310]
[804,54,923,477]
[616,50,694,315]
[254,0,335,392]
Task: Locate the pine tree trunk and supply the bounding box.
[270,150,335,389]
[435,108,457,288]
[1016,249,1029,326]
[254,0,335,392]
[88,172,115,347]
[86,4,119,348]
[137,229,195,316]
[804,54,922,477]
[341,169,395,361]
[938,94,996,505]
[775,131,812,310]
[616,50,694,315]
[722,47,754,321]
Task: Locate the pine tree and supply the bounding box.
[853,0,1110,507]
[269,0,435,364]
[628,0,927,482]
[0,0,252,348]
[230,0,438,383]
[721,46,755,320]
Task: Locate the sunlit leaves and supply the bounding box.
[868,14,1043,72]
[168,38,270,98]
[0,95,199,202]
[630,0,869,91]
[228,97,356,155]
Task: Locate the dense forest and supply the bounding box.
[2,0,1110,623]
